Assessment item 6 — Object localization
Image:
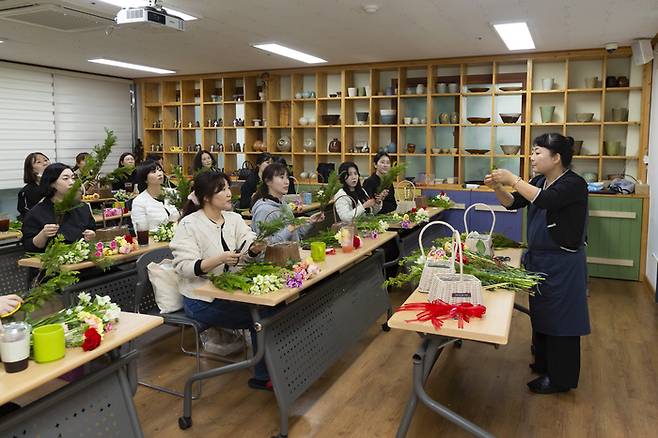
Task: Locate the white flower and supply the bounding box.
[66,309,73,316]
[416,255,427,265]
[95,295,111,306]
[78,292,92,304]
[377,220,388,233]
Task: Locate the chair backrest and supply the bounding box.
[134,247,173,314]
[0,244,28,295]
[65,269,138,311]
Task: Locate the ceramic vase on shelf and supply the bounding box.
[328,138,341,153]
[540,106,555,123]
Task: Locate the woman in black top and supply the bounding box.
[112,152,136,191]
[362,151,396,214]
[17,152,50,220]
[485,133,590,394]
[192,150,218,173]
[72,152,89,176]
[238,152,272,209]
[21,163,96,253]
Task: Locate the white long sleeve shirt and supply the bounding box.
[333,188,381,223]
[130,190,180,230]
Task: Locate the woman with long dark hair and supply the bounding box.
[192,150,218,173]
[250,163,323,242]
[130,160,179,231]
[485,133,590,394]
[333,161,382,222]
[21,163,96,252]
[362,151,396,214]
[170,171,272,390]
[17,152,50,220]
[238,152,272,209]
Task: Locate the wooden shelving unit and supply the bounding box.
[138,47,650,187]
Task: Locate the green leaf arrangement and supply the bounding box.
[210,262,290,292]
[376,162,406,193]
[163,165,192,211]
[315,170,341,210]
[255,205,307,241]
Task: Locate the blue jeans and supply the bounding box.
[183,297,269,381]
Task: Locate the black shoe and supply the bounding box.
[248,378,273,392]
[529,363,546,374]
[527,376,570,394]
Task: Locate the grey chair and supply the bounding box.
[0,243,29,295]
[134,248,247,399]
[63,269,139,310]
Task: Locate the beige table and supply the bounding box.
[0,312,162,437]
[18,241,169,271]
[390,248,524,438]
[93,211,131,223]
[195,231,397,306]
[0,231,22,242]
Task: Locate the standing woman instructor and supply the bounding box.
[484,133,590,394]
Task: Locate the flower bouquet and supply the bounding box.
[150,221,176,242]
[30,292,121,351]
[94,234,139,257]
[427,192,453,209]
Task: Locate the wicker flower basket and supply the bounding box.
[463,203,495,257]
[417,221,456,293]
[395,180,417,214]
[428,225,483,305]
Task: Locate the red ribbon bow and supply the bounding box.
[396,300,486,330]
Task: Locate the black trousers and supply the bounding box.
[533,331,581,389]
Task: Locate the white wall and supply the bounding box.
[644,49,658,293]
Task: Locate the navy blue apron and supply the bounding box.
[523,203,591,336]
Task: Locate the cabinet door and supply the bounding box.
[586,197,642,281]
[468,192,523,242]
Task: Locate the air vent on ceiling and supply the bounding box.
[0,3,113,32]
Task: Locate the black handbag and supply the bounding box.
[236,161,255,180]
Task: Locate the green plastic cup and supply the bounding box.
[32,324,65,363]
[310,241,326,262]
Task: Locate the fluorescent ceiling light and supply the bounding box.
[89,58,175,74]
[96,1,197,21]
[252,43,327,64]
[493,22,535,51]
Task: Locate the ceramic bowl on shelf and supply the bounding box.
[303,138,316,152]
[467,117,490,124]
[431,148,441,154]
[355,112,369,124]
[381,115,396,124]
[468,87,490,93]
[500,145,521,155]
[440,148,450,154]
[298,117,309,126]
[465,148,489,155]
[499,113,522,123]
[380,109,397,116]
[498,86,523,92]
[450,148,458,154]
[576,113,594,122]
[320,114,340,125]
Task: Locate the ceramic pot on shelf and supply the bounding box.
[328,138,341,153]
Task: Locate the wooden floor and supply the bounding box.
[134,278,658,437]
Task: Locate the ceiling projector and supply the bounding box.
[115,1,184,31]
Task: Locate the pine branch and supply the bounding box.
[316,170,340,210]
[163,165,192,211]
[377,162,406,193]
[255,205,307,241]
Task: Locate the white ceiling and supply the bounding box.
[0,0,657,78]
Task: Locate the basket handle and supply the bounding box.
[463,202,496,235]
[332,193,358,224]
[418,220,459,275]
[396,179,416,201]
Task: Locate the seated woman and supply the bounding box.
[17,152,50,220]
[250,163,323,243]
[362,151,396,214]
[238,152,272,209]
[170,171,272,390]
[272,157,297,195]
[21,163,96,253]
[333,161,382,223]
[112,152,136,191]
[130,160,179,231]
[72,152,89,176]
[192,150,218,173]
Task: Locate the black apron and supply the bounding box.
[524,203,591,336]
